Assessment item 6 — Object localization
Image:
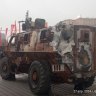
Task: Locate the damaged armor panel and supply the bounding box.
[50,31,61,51]
[51,25,74,55]
[50,24,75,69]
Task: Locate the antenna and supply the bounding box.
[26,10,29,19]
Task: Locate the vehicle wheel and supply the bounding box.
[0,57,15,80]
[74,79,85,91]
[28,61,51,95]
[74,77,95,91]
[84,76,95,88]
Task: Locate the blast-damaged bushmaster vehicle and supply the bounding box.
[0,13,96,95]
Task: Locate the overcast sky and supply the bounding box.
[0,0,96,30]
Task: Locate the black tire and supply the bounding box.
[84,76,95,88]
[74,77,95,91]
[0,57,15,80]
[74,79,85,91]
[28,61,51,95]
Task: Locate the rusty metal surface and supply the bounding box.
[0,74,96,96]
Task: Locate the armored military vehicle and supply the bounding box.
[0,12,96,95]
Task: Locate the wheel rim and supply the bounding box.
[31,71,39,88]
[32,71,37,81]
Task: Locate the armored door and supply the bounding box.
[74,25,95,71]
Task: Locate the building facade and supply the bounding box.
[63,18,96,27]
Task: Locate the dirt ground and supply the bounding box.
[0,74,96,96]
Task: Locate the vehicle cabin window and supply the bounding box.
[84,32,89,42]
[24,34,29,44]
[40,29,54,42]
[7,36,11,43]
[10,36,16,45]
[80,30,89,42]
[40,30,48,42]
[40,30,47,39]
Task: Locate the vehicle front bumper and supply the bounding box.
[74,71,96,79]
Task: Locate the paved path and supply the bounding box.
[0,74,96,96]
